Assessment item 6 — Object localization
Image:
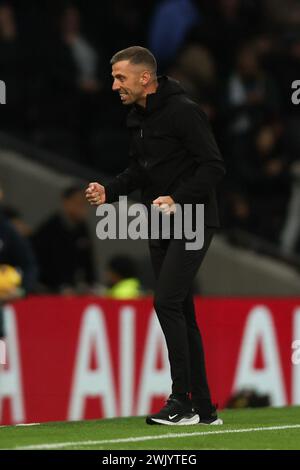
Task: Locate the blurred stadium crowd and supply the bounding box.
[1,0,300,295]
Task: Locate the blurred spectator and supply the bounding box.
[34,5,103,162]
[264,0,300,28]
[271,35,300,157]
[60,5,101,93]
[0,3,29,134]
[252,31,277,69]
[221,42,280,157]
[32,185,96,294]
[104,255,143,299]
[2,206,32,238]
[0,184,38,338]
[225,122,291,242]
[280,161,300,255]
[168,43,218,121]
[188,0,262,74]
[148,0,201,71]
[221,191,256,234]
[0,184,37,294]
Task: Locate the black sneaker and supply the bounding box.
[146,394,200,426]
[193,405,223,425]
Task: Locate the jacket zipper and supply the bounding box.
[139,127,148,167]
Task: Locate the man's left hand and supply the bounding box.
[152,196,176,214]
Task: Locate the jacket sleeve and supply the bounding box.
[105,148,145,203]
[170,103,226,204]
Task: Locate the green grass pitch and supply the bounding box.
[1,407,300,450]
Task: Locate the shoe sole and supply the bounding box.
[146,414,200,426]
[199,418,223,425]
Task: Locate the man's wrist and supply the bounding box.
[104,181,122,204]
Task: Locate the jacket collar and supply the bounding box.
[126,75,185,127]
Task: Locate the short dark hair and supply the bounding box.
[110,46,157,74]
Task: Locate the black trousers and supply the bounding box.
[148,226,215,413]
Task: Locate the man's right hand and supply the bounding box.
[85,182,106,206]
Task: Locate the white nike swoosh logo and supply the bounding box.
[169,414,178,420]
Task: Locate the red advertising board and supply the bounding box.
[1,297,300,425]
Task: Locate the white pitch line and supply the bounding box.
[15,424,300,450]
[0,423,40,429]
[16,423,41,427]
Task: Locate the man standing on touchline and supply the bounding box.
[86,46,225,426]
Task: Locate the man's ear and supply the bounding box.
[140,71,151,85]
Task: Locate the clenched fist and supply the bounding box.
[86,182,106,206]
[152,196,176,214]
